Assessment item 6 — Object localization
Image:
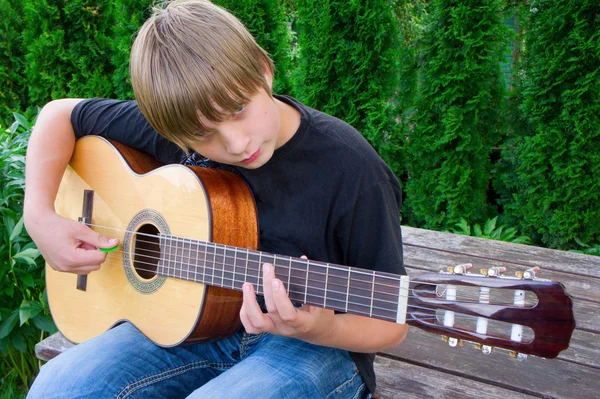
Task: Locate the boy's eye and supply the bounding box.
[232,104,245,116]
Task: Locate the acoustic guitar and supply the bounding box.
[47,136,575,359]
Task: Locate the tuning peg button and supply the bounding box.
[452,263,473,274]
[509,351,528,361]
[486,267,506,277]
[523,267,540,280]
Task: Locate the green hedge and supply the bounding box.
[293,0,405,179]
[500,0,600,249]
[404,0,510,229]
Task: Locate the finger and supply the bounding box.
[261,263,278,313]
[239,304,258,334]
[242,282,273,332]
[78,225,120,250]
[271,279,300,325]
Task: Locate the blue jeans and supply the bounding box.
[28,323,368,398]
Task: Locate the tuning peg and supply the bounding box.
[451,263,473,274]
[523,267,540,280]
[509,351,528,361]
[442,336,464,348]
[484,266,506,277]
[474,343,493,355]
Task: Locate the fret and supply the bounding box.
[288,258,308,304]
[260,253,275,295]
[372,272,402,321]
[158,235,166,275]
[212,244,224,286]
[347,268,373,317]
[188,239,199,282]
[305,261,326,307]
[222,246,234,289]
[346,268,350,312]
[325,266,351,313]
[232,248,244,290]
[221,246,234,289]
[370,271,375,317]
[247,250,261,287]
[324,264,330,308]
[304,261,309,303]
[198,242,206,284]
[174,238,182,279]
[183,238,191,281]
[287,257,292,294]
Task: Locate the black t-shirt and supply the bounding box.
[71,95,406,394]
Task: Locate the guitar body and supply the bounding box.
[47,136,258,346]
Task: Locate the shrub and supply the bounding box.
[500,0,600,249]
[446,216,531,244]
[0,113,56,390]
[404,0,510,229]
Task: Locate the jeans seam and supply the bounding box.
[240,332,267,359]
[325,370,362,399]
[115,360,235,399]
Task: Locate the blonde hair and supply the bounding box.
[130,0,274,150]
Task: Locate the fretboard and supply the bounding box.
[157,234,409,323]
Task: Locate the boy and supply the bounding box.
[25,1,407,398]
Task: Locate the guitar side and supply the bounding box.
[47,136,258,346]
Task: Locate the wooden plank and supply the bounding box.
[374,356,538,399]
[402,226,600,277]
[404,244,600,304]
[382,327,600,399]
[35,332,74,362]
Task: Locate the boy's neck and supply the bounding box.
[274,98,301,149]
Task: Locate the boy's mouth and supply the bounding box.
[241,149,261,164]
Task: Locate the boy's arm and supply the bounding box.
[24,99,120,274]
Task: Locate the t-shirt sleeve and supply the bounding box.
[336,178,406,276]
[70,98,185,165]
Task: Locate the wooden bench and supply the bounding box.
[36,226,600,398]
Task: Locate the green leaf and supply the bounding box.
[20,274,35,288]
[9,215,24,242]
[19,300,43,326]
[473,224,483,237]
[11,332,27,352]
[13,248,40,262]
[0,311,19,339]
[483,217,498,236]
[33,314,57,334]
[13,113,30,130]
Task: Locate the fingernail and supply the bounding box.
[108,238,118,245]
[272,280,279,292]
[243,283,251,293]
[263,263,271,274]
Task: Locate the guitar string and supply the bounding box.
[80,245,527,327]
[113,234,537,307]
[89,223,428,285]
[103,245,537,312]
[82,225,544,309]
[127,248,532,307]
[90,223,535,300]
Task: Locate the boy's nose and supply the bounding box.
[220,127,249,155]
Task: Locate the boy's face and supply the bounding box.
[190,74,297,169]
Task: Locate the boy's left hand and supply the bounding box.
[240,256,337,343]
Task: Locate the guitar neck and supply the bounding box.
[157,234,409,323]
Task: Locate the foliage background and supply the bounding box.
[1,0,599,394]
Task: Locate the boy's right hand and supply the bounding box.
[25,212,119,275]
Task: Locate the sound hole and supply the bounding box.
[133,224,160,280]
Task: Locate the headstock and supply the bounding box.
[406,264,576,359]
